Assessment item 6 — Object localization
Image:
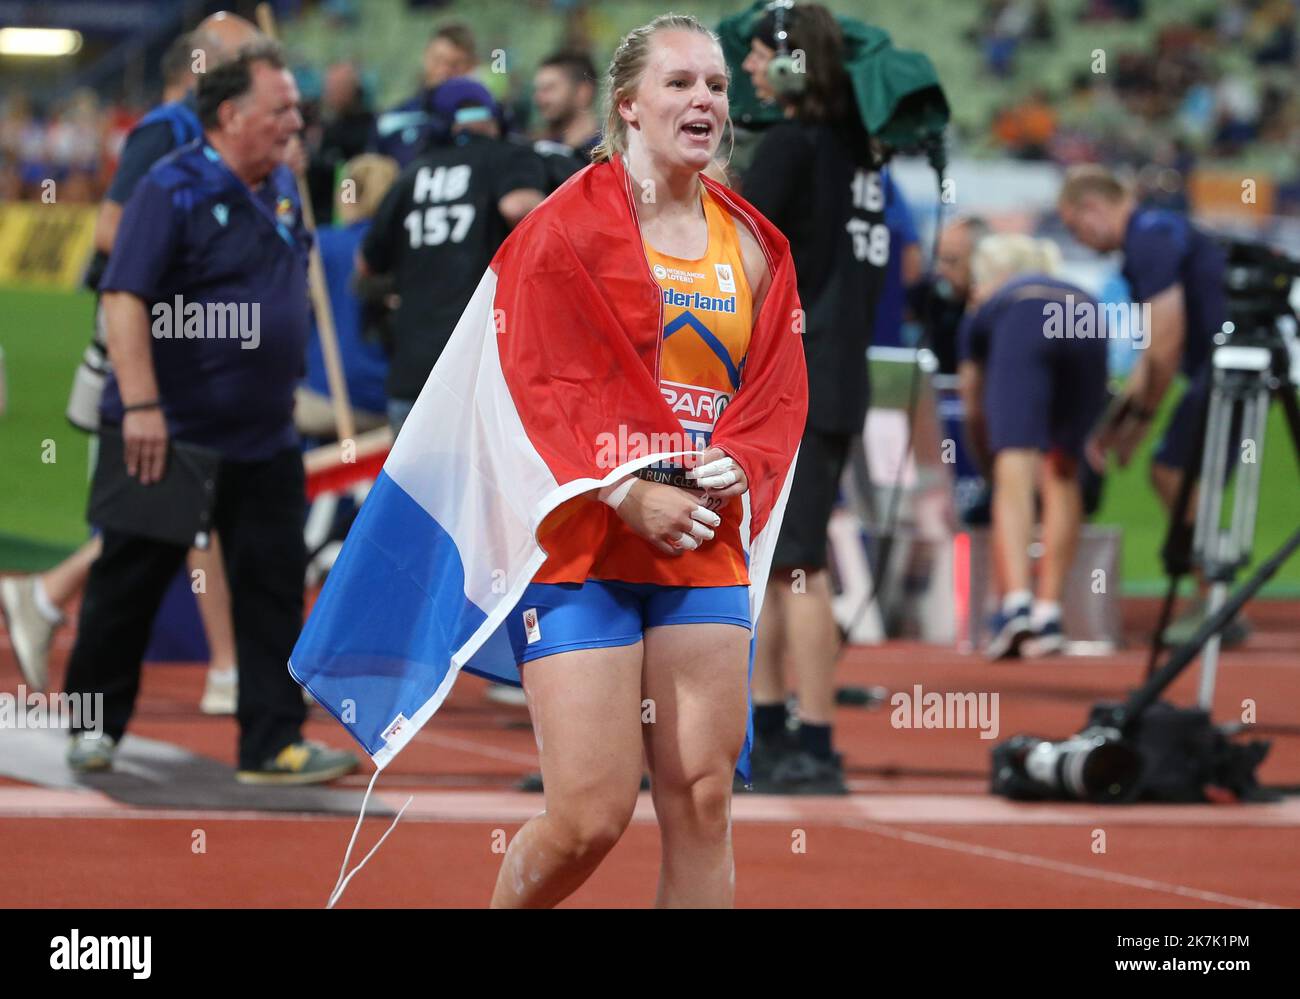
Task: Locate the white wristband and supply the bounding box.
[598,477,636,511]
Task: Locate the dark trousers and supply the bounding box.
[64,446,308,770]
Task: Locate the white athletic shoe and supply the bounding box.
[68,732,117,773]
[199,667,238,715]
[0,575,58,690]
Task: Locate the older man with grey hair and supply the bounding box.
[61,41,357,784]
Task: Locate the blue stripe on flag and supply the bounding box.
[290,470,517,758]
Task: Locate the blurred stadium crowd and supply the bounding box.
[980,0,1300,211]
[5,0,1300,212]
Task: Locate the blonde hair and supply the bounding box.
[1058,164,1128,206]
[590,12,732,166]
[336,154,399,224]
[971,234,1062,289]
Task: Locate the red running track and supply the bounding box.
[0,596,1296,907]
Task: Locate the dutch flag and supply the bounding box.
[289,155,807,790]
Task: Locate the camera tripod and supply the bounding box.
[1146,323,1300,710]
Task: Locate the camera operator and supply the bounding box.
[958,235,1108,658]
[1058,164,1245,646]
[360,79,545,434]
[738,1,889,794]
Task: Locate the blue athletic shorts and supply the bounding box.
[505,579,751,666]
[983,321,1109,458]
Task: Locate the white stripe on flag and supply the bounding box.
[368,266,728,768]
[745,443,799,628]
[385,268,556,609]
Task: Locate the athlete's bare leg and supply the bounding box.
[1038,453,1083,604]
[991,449,1039,597]
[641,621,750,908]
[490,643,644,908]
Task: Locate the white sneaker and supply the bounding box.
[68,732,117,773]
[0,575,58,689]
[199,667,238,715]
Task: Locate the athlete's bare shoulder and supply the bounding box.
[730,210,772,318]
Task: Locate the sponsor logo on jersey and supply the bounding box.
[715,262,736,293]
[653,264,708,284]
[661,380,731,426]
[662,287,736,314]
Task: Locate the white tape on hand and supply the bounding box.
[690,505,722,528]
[687,456,739,490]
[687,518,715,543]
[598,477,636,511]
[673,531,700,551]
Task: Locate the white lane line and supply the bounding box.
[410,730,539,768]
[838,819,1285,909]
[0,808,368,823]
[1,788,1297,835]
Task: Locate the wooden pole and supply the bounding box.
[255,1,356,444]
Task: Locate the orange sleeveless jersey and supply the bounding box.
[533,187,754,587]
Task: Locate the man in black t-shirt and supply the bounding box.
[737,3,890,795]
[360,78,546,432]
